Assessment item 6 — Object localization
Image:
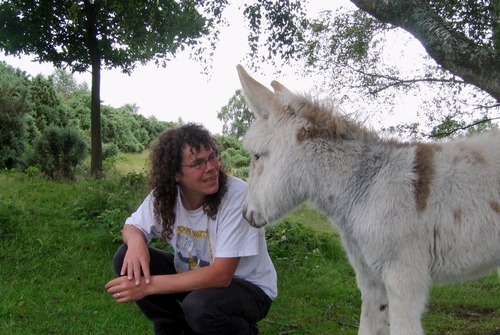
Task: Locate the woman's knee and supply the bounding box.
[182,290,215,331]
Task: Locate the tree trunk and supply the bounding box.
[491,0,500,51]
[90,56,102,179]
[85,0,102,179]
[350,0,500,103]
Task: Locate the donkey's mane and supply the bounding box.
[292,94,378,144]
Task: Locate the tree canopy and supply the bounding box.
[217,89,255,140]
[0,0,210,73]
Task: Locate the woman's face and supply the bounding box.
[175,144,220,210]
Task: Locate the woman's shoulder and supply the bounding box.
[222,176,248,204]
[226,175,248,192]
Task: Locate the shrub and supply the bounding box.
[0,114,31,169]
[233,166,249,180]
[265,219,341,260]
[102,142,120,160]
[0,62,32,169]
[33,126,88,180]
[232,153,251,168]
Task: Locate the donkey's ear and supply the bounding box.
[270,80,295,107]
[236,64,280,119]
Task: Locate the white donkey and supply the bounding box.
[236,64,500,335]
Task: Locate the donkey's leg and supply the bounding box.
[384,263,429,335]
[357,268,390,335]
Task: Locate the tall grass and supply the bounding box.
[1,153,499,334]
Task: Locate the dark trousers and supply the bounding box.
[113,245,272,335]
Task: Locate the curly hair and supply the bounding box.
[148,123,228,241]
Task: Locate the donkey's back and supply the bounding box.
[408,131,500,283]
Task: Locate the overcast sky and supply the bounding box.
[1,1,354,135]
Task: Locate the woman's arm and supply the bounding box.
[105,256,240,303]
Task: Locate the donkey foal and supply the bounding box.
[236,64,500,335]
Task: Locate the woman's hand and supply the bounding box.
[121,239,151,285]
[121,224,151,285]
[105,275,150,303]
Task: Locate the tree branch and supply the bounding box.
[349,65,465,94]
[350,0,500,102]
[427,116,500,138]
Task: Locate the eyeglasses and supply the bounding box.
[181,153,219,170]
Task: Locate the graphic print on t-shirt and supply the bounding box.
[174,226,213,273]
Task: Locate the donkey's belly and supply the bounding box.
[429,242,500,283]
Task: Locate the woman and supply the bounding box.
[105,123,277,335]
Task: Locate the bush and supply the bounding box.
[232,153,251,168]
[33,126,88,180]
[102,142,120,160]
[100,143,121,172]
[233,166,249,180]
[0,62,32,169]
[265,219,340,260]
[0,114,31,169]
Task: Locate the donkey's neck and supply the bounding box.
[304,135,396,224]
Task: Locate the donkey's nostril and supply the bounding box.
[248,212,253,224]
[242,203,251,222]
[242,208,254,225]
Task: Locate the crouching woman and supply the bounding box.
[105,123,277,335]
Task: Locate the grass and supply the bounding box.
[1,152,500,334]
[260,217,360,335]
[0,172,151,334]
[113,151,150,175]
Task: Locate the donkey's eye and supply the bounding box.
[254,154,260,161]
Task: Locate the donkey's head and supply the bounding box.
[237,65,369,228]
[237,65,315,227]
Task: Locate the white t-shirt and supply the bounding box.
[124,176,277,300]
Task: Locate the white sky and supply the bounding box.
[0,1,356,135]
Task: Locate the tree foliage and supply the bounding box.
[243,0,308,68]
[0,62,177,173]
[347,0,500,138]
[217,89,255,140]
[0,61,32,169]
[339,1,499,139]
[349,0,500,101]
[29,74,71,133]
[51,68,89,100]
[214,134,251,179]
[0,1,212,73]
